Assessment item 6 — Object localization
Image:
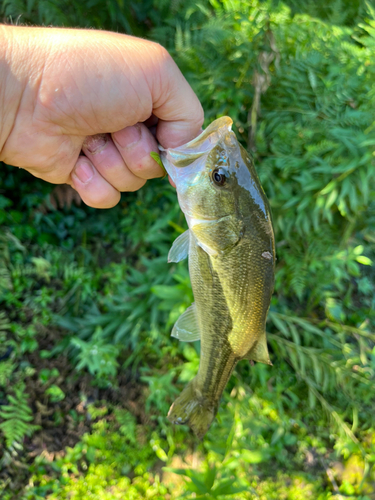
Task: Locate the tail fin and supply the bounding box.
[167,380,216,439]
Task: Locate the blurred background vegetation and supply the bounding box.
[1,0,375,498]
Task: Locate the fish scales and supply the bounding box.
[160,116,275,438]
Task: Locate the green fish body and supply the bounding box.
[160,117,275,438]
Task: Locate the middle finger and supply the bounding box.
[82,133,146,192]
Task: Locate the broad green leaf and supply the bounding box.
[356,256,372,265]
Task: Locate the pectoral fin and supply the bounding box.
[191,216,243,256]
[168,230,190,263]
[244,332,272,365]
[171,303,201,342]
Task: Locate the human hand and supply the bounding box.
[0,26,203,208]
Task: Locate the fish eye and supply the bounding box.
[212,169,227,186]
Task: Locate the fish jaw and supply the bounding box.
[159,116,234,217]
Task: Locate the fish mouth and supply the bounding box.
[159,116,234,183]
[161,117,233,159]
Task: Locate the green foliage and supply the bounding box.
[1,0,375,498]
[153,0,375,306]
[0,384,39,449]
[268,311,374,435]
[150,152,167,175]
[44,384,65,403]
[278,0,366,26]
[113,408,137,444]
[22,412,170,499]
[145,0,375,454]
[165,462,249,498]
[71,327,120,381]
[142,370,180,417]
[0,0,145,35]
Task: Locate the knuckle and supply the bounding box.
[193,103,205,130]
[152,42,171,62]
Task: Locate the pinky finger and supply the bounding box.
[70,156,121,209]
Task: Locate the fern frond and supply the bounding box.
[302,375,362,450]
[0,360,15,387]
[268,312,373,412]
[0,385,39,449]
[0,313,10,333]
[114,409,137,444]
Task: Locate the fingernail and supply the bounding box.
[73,160,94,184]
[83,134,108,154]
[114,124,141,149]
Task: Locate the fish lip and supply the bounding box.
[159,117,234,181]
[159,116,233,156]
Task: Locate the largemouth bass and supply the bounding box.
[160,116,275,439]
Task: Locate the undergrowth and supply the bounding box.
[0,0,375,498]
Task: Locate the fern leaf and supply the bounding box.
[0,385,39,449]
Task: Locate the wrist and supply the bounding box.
[0,26,22,160]
[0,25,45,163]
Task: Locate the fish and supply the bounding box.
[160,116,275,439]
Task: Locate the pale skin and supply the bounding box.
[0,25,204,208]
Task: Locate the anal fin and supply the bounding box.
[244,332,272,365]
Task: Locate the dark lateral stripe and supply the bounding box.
[200,260,235,398]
